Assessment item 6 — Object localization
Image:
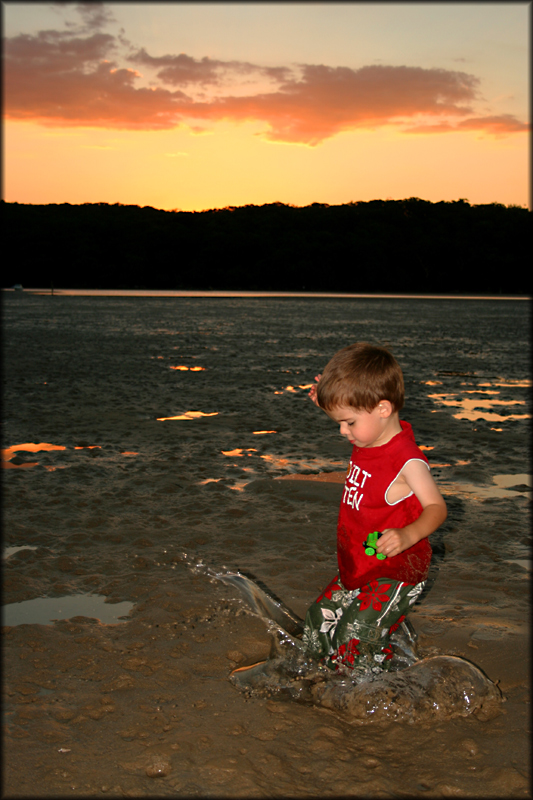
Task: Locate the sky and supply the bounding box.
[3,1,530,211]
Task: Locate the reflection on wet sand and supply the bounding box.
[261,454,346,473]
[2,442,67,470]
[441,473,532,501]
[274,384,313,395]
[278,466,531,497]
[2,442,66,458]
[169,366,205,371]
[156,411,218,421]
[277,470,346,483]
[429,394,528,421]
[427,377,531,427]
[2,460,39,470]
[1,443,137,470]
[210,451,347,490]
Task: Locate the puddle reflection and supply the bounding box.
[169,366,205,371]
[260,454,291,468]
[260,454,345,473]
[441,473,531,501]
[428,379,530,422]
[2,460,39,470]
[2,443,138,470]
[2,443,66,457]
[274,384,313,395]
[2,442,67,470]
[204,449,346,492]
[222,448,257,457]
[157,411,218,421]
[228,481,251,492]
[220,446,345,475]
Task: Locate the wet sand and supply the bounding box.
[2,293,530,797]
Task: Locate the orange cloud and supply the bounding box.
[4,11,528,144]
[457,114,529,135]
[405,114,528,136]
[4,30,191,129]
[185,64,483,145]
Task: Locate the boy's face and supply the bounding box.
[325,403,394,448]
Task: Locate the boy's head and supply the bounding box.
[316,342,404,414]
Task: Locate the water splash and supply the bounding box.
[184,555,502,722]
[308,654,502,722]
[228,628,501,722]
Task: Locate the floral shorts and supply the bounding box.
[302,575,425,673]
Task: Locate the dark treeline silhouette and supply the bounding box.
[2,198,530,293]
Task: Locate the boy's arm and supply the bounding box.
[376,460,447,558]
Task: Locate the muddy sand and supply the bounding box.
[2,293,530,797]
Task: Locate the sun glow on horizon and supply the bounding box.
[5,117,529,211]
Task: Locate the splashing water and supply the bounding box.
[184,555,502,723]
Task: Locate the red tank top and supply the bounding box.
[337,420,432,590]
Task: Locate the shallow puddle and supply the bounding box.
[3,546,39,559]
[1,442,106,471]
[2,594,135,627]
[427,378,531,426]
[442,472,532,501]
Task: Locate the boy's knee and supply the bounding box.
[336,619,390,647]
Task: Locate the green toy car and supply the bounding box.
[363,531,386,560]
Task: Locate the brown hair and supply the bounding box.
[316,342,404,413]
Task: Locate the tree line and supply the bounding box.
[2,198,529,294]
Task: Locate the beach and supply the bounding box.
[2,292,530,797]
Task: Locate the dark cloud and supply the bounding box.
[4,10,528,143]
[74,2,116,31]
[128,49,227,86]
[4,30,189,128]
[51,1,116,32]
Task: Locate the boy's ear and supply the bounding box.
[377,400,393,418]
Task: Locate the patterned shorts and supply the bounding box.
[302,575,425,674]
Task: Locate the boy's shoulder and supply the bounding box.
[394,421,428,461]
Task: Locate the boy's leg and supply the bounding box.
[302,576,424,672]
[302,575,358,660]
[330,578,424,672]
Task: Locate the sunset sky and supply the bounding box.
[3,2,530,211]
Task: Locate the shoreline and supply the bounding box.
[2,287,530,300]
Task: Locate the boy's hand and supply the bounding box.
[377,499,447,558]
[376,528,415,558]
[308,374,322,406]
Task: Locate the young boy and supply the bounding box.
[303,342,447,675]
